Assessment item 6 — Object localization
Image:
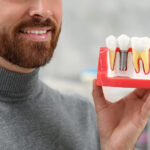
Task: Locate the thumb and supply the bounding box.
[92,79,108,113]
[141,94,150,120]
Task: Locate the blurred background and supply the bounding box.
[38,0,150,149]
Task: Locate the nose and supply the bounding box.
[29,0,53,19]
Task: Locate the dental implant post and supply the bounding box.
[117,34,130,71]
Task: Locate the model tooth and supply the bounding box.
[117,34,130,71]
[131,37,150,74]
[131,37,140,72]
[106,35,117,70]
[140,37,150,74]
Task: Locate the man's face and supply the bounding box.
[0,0,62,68]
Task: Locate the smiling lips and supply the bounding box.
[19,27,54,41]
[106,34,150,74]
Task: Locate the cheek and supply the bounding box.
[0,4,24,30]
[51,1,62,26]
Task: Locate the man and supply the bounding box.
[0,0,100,149]
[0,0,150,150]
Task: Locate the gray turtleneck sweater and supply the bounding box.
[0,67,100,150]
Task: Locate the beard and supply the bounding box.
[0,17,61,69]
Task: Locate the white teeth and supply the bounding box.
[117,34,130,51]
[131,37,149,52]
[23,30,47,34]
[106,35,117,51]
[131,37,140,51]
[140,37,150,50]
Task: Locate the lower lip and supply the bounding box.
[19,31,52,41]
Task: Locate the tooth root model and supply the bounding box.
[131,37,150,74]
[117,34,130,71]
[141,50,149,74]
[132,49,140,73]
[106,35,117,71]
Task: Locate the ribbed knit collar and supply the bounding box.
[0,67,40,102]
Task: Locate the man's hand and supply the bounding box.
[92,79,150,150]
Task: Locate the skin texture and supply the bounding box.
[92,79,150,150]
[0,0,62,73]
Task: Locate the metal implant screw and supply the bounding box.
[120,51,127,71]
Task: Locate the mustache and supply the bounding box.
[15,17,57,32]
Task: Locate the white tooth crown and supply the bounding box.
[23,30,47,34]
[131,37,150,52]
[117,34,130,51]
[106,35,117,51]
[131,37,140,51]
[140,37,150,50]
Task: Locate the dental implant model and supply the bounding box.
[97,34,150,88]
[117,34,130,71]
[106,35,117,70]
